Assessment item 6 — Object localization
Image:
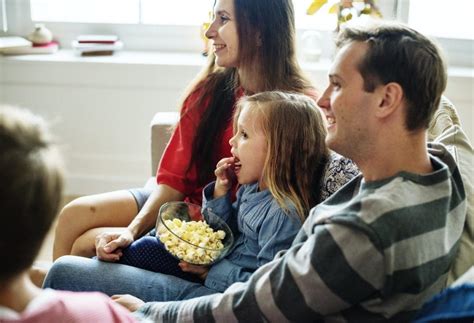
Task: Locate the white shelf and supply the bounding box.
[0,49,208,66]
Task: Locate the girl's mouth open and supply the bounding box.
[233,157,241,175]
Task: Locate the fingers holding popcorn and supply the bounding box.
[214,157,236,198]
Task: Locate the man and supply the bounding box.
[125,22,466,322]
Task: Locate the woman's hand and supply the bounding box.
[179,261,210,280]
[95,230,134,261]
[111,294,145,312]
[214,157,236,198]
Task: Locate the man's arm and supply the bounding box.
[137,223,384,322]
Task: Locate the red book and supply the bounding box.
[32,41,59,48]
[77,35,118,44]
[1,41,59,55]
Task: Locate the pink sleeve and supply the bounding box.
[31,291,138,322]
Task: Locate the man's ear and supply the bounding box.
[376,82,403,118]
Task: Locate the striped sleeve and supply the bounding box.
[137,221,385,322]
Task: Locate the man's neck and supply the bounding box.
[0,272,41,313]
[356,131,433,182]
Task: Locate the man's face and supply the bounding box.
[317,41,380,160]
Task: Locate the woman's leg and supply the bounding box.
[70,227,127,258]
[53,190,139,260]
[44,256,217,302]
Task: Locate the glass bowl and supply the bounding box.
[155,201,234,265]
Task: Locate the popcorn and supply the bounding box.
[158,218,227,265]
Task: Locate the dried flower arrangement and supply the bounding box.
[307,0,382,30]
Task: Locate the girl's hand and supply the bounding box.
[179,261,210,280]
[214,157,236,198]
[111,294,145,312]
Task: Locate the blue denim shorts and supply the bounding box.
[128,187,153,212]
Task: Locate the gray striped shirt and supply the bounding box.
[137,143,466,322]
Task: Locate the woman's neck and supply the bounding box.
[238,68,260,94]
[0,272,41,313]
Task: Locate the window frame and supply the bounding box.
[1,0,472,67]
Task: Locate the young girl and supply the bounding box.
[115,91,329,291]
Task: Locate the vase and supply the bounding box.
[28,24,53,45]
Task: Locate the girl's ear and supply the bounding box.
[376,82,403,119]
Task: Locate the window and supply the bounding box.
[22,0,339,52]
[30,0,210,26]
[407,0,474,40]
[402,0,473,66]
[28,0,336,29]
[2,0,472,66]
[30,0,140,24]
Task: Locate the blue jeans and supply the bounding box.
[413,283,474,322]
[43,256,218,302]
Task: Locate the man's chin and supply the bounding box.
[325,136,337,150]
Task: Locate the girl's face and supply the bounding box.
[205,0,240,68]
[229,105,267,189]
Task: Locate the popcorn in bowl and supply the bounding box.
[156,202,234,265]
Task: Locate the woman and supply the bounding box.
[53,0,317,262]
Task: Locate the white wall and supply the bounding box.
[0,52,203,195]
[0,52,472,196]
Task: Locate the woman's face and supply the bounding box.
[205,0,240,68]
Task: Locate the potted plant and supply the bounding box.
[307,0,382,31]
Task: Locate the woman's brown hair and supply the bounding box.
[179,0,314,187]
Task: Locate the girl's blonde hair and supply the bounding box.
[234,91,329,221]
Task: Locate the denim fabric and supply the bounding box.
[128,187,153,211]
[43,256,217,302]
[201,182,302,292]
[413,283,474,322]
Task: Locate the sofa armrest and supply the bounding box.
[150,112,179,176]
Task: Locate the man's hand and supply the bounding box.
[179,261,210,280]
[95,230,134,262]
[111,294,145,312]
[214,156,236,198]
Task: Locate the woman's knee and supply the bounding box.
[53,198,104,259]
[53,191,137,259]
[70,230,98,257]
[57,191,136,232]
[56,197,97,233]
[70,227,125,257]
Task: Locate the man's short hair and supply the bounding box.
[336,22,447,131]
[0,106,64,282]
